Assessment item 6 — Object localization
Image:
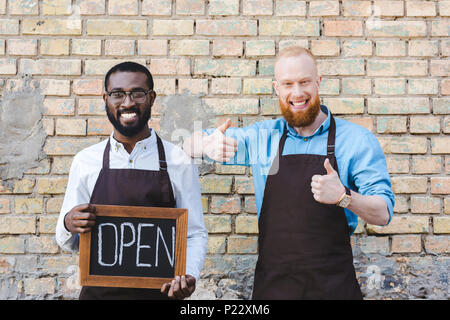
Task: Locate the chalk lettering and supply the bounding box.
[155,226,175,267]
[98,223,118,267]
[119,222,136,266]
[136,223,154,267]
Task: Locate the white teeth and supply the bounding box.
[121,112,136,119]
[291,101,306,106]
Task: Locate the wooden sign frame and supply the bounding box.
[79,204,187,289]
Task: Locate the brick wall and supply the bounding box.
[0,0,448,299]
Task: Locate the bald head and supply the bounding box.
[274,46,319,81]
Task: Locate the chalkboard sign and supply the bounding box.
[79,204,187,289]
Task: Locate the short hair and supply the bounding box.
[275,46,317,69]
[104,61,154,91]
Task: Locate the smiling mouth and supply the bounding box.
[290,99,309,110]
[119,111,138,122]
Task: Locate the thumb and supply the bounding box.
[186,275,196,286]
[216,118,232,134]
[324,158,336,175]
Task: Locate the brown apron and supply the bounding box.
[79,133,176,300]
[252,114,363,300]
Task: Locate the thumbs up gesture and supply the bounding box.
[310,158,346,204]
[203,119,238,162]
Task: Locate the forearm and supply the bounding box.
[347,191,390,226]
[182,131,207,158]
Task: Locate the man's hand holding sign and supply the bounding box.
[64,204,97,234]
[56,62,208,300]
[161,275,196,299]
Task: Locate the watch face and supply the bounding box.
[340,196,351,208]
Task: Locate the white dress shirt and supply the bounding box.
[55,129,208,280]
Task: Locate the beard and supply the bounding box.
[106,104,151,137]
[279,95,321,129]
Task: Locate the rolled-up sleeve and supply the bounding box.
[349,132,395,224]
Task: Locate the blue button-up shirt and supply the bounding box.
[206,105,394,234]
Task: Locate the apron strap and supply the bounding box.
[155,133,168,172]
[103,132,168,172]
[327,113,336,156]
[278,128,289,158]
[326,113,337,169]
[279,112,337,159]
[155,133,173,204]
[102,139,111,169]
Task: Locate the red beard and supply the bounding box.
[279,95,321,128]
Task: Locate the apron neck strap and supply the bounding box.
[279,111,337,157]
[327,113,336,157]
[102,131,168,172]
[155,133,168,172]
[103,139,111,169]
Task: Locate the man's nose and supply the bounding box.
[292,83,304,97]
[121,93,136,107]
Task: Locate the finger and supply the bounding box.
[216,119,232,134]
[221,154,238,162]
[213,149,237,161]
[73,211,96,221]
[161,282,170,294]
[82,204,97,213]
[75,203,91,212]
[311,181,320,189]
[313,193,321,202]
[172,276,183,299]
[220,144,238,153]
[168,279,176,299]
[185,275,196,287]
[180,275,190,296]
[219,151,238,160]
[311,174,322,183]
[222,136,238,148]
[73,219,95,230]
[74,226,92,233]
[79,219,96,227]
[324,158,335,175]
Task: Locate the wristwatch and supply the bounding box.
[337,186,352,208]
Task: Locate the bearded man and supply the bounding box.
[182,46,394,300]
[56,62,208,300]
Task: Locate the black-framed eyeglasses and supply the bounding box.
[106,89,152,103]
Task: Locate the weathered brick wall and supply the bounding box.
[0,0,448,299]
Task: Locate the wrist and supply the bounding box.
[184,132,207,158]
[336,186,352,208]
[63,212,71,233]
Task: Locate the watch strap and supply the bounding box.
[337,186,351,207]
[344,186,351,196]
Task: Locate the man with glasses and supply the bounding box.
[56,62,208,300]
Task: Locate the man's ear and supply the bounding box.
[316,75,322,88]
[149,90,156,106]
[273,80,279,96]
[103,92,108,103]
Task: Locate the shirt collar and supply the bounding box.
[285,105,331,138]
[109,128,154,153]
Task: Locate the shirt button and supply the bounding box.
[304,138,308,141]
[129,159,133,163]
